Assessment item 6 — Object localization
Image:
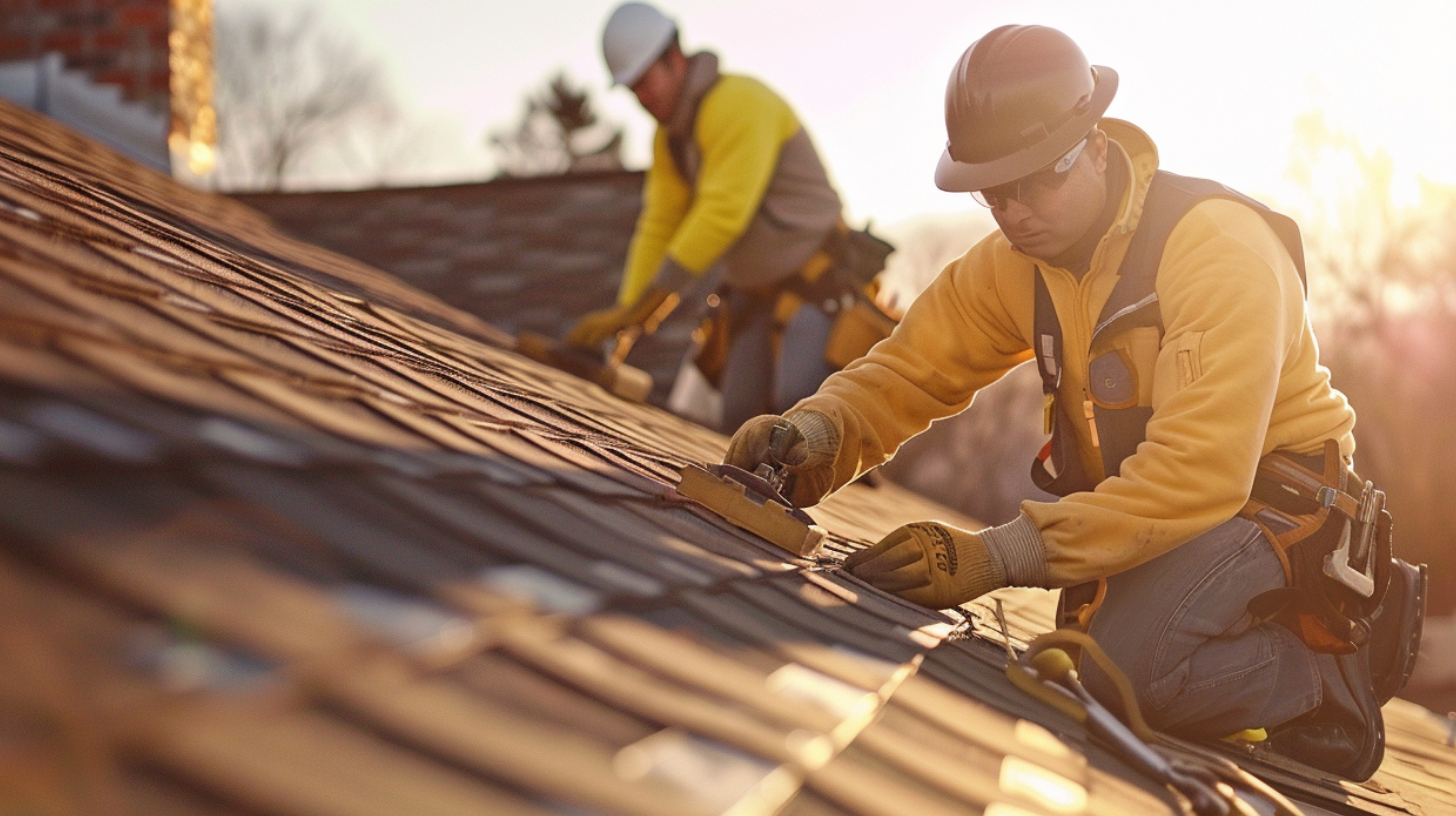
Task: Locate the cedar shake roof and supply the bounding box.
[235,173,717,407]
[2,97,1454,816]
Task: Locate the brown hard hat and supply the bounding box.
[935,25,1117,193]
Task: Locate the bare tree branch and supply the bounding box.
[1285,109,1456,601]
[211,3,397,191]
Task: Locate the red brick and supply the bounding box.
[116,5,167,29]
[92,68,131,86]
[92,28,129,50]
[0,35,31,58]
[56,9,108,27]
[40,30,82,53]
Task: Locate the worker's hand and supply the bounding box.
[565,304,638,349]
[723,410,840,507]
[845,521,1006,609]
[565,287,674,350]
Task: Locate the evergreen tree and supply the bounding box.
[491,72,624,177]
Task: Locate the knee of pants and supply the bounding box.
[1084,518,1287,714]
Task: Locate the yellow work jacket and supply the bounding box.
[797,119,1356,588]
[617,53,841,306]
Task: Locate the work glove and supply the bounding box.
[845,521,1006,609]
[723,410,840,507]
[565,286,674,350]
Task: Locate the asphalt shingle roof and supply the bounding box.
[236,172,716,408]
[2,97,1453,816]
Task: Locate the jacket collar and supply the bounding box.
[1097,118,1161,237]
[667,51,721,138]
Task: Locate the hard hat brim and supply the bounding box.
[934,65,1119,193]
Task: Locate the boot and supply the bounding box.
[1266,645,1383,781]
[1265,558,1425,781]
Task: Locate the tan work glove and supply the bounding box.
[845,521,1006,609]
[723,410,840,507]
[565,287,673,349]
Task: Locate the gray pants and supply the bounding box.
[1080,517,1329,738]
[718,290,836,434]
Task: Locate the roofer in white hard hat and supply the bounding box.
[722,23,1426,782]
[568,2,897,433]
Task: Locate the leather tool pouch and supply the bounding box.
[816,226,899,369]
[694,226,899,385]
[1239,440,1392,654]
[829,225,896,290]
[823,293,898,369]
[692,289,766,389]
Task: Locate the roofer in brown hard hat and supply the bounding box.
[723,24,1427,781]
[566,2,897,433]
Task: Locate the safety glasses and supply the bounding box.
[972,136,1089,210]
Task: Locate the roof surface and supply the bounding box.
[2,98,1453,816]
[235,172,716,407]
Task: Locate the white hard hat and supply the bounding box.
[601,2,677,86]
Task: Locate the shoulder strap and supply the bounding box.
[1032,266,1061,397]
[666,74,723,183]
[1031,170,1308,493]
[1098,171,1306,333]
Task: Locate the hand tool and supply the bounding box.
[676,461,825,557]
[1029,648,1233,816]
[515,331,653,403]
[1322,480,1382,597]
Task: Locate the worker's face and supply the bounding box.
[983,130,1110,262]
[630,49,687,124]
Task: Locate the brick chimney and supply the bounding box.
[1,0,172,114]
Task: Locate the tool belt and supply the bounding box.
[692,223,898,386]
[1056,440,1393,656]
[1238,440,1392,654]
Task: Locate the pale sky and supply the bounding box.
[234,0,1456,228]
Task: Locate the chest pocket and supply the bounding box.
[1088,323,1161,410]
[1087,333,1156,480]
[1094,346,1141,408]
[1088,351,1136,407]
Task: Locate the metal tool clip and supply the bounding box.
[1322,479,1380,598]
[1351,480,1383,566]
[753,462,787,497]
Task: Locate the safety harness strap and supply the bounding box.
[1030,170,1390,651]
[1031,170,1306,496]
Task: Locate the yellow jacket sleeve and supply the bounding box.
[795,200,1352,588]
[796,234,1034,480]
[617,76,800,306]
[618,132,689,306]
